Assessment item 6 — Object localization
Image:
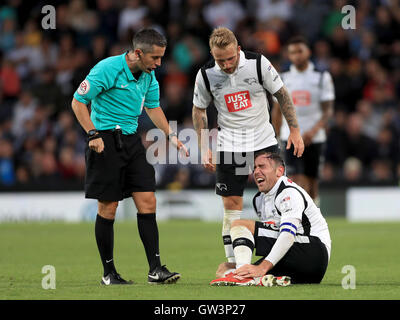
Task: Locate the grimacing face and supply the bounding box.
[136,45,166,73]
[210,43,240,74]
[253,155,284,193]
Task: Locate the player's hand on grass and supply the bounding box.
[234,261,272,279]
[89,137,104,153]
[287,128,304,158]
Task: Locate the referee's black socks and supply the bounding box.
[95,214,117,276]
[137,213,161,272]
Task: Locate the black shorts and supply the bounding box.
[215,144,280,197]
[85,131,155,201]
[284,142,324,178]
[253,221,329,284]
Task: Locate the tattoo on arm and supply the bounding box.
[273,86,298,129]
[192,106,208,146]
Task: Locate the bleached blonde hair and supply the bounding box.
[209,27,238,49]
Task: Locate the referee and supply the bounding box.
[71,29,188,285]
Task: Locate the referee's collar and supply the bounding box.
[122,51,135,81]
[290,61,314,74]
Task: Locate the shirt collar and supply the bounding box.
[290,61,314,74]
[264,176,285,197]
[122,51,135,81]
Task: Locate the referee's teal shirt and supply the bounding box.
[73,51,159,134]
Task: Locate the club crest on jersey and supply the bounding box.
[214,83,223,90]
[224,91,252,112]
[243,77,257,85]
[77,79,90,95]
[216,183,228,191]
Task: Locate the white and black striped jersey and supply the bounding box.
[193,50,283,152]
[253,176,331,258]
[279,62,335,144]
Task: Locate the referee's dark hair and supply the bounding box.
[132,28,167,53]
[286,35,309,48]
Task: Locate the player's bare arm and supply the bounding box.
[71,97,104,153]
[271,100,283,136]
[192,105,215,172]
[145,107,189,156]
[273,86,304,157]
[303,100,334,146]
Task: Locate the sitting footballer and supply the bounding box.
[210,151,331,286]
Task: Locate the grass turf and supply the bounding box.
[0,218,399,300]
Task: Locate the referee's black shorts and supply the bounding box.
[85,130,155,201]
[215,144,280,197]
[284,142,324,178]
[253,221,329,284]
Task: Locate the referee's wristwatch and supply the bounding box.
[87,129,100,141]
[168,131,177,140]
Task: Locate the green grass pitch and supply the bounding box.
[0,218,399,300]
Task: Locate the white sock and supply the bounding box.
[230,225,254,269]
[222,209,241,263]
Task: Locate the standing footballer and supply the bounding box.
[71,28,188,285]
[272,36,335,203]
[192,27,304,266]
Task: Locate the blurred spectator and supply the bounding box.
[31,67,67,117]
[0,16,16,53]
[11,89,37,138]
[342,112,375,168]
[291,0,330,43]
[0,58,20,101]
[343,157,363,182]
[203,0,245,32]
[118,0,148,41]
[356,99,382,140]
[322,0,347,37]
[313,39,332,71]
[0,138,15,185]
[252,0,292,23]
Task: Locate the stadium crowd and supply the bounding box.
[0,0,399,190]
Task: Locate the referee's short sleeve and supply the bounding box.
[73,62,111,105]
[320,71,335,102]
[144,72,160,109]
[261,55,283,95]
[193,69,212,109]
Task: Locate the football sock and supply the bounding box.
[222,209,241,262]
[137,213,161,272]
[231,225,255,269]
[95,214,117,276]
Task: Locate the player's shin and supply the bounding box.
[222,209,241,262]
[231,225,254,269]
